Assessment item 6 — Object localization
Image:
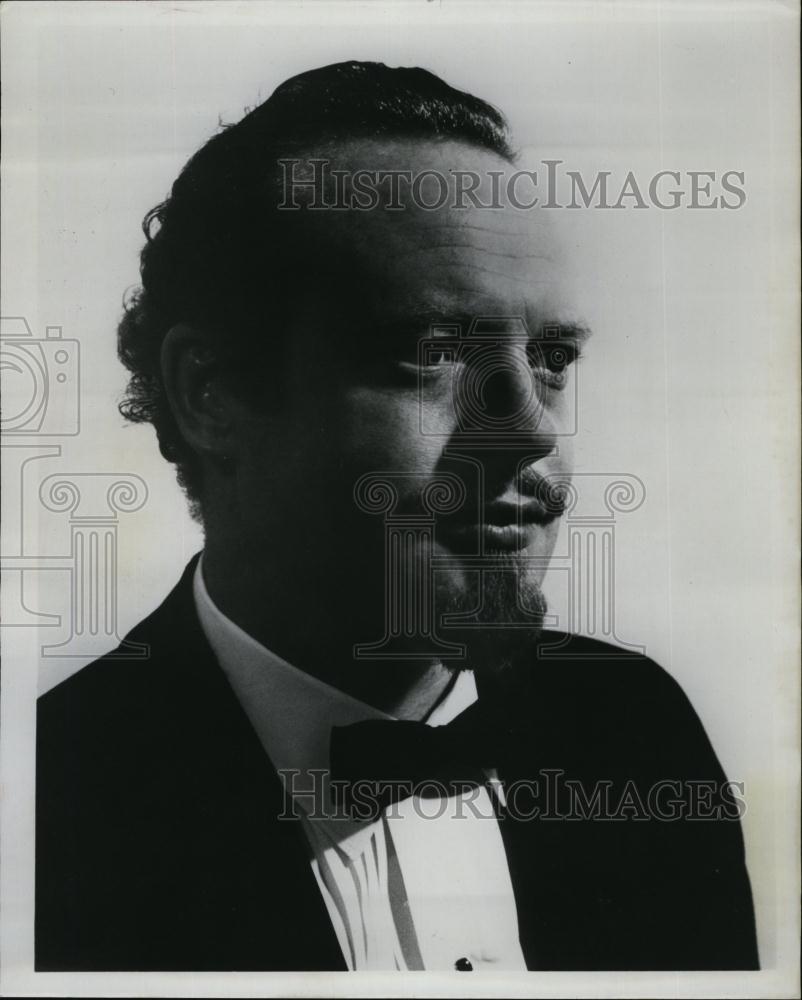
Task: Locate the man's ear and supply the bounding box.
[160,323,240,466]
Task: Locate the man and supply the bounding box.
[36,61,758,972]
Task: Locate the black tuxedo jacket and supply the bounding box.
[36,557,759,971]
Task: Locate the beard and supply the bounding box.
[337,520,550,691]
[434,554,547,677]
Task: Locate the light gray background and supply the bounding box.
[2,1,798,997]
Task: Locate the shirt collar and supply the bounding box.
[192,557,478,849]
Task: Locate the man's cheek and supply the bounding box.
[342,390,447,474]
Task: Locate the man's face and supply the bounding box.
[233,139,584,674]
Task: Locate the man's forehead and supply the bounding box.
[281,137,572,325]
[322,216,563,325]
[361,204,552,266]
[312,137,553,238]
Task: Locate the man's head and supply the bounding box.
[118,61,586,685]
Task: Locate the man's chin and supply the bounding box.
[435,564,547,677]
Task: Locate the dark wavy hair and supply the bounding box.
[117,60,514,515]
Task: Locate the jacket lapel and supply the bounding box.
[129,556,347,970]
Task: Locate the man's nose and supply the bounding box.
[453,343,558,456]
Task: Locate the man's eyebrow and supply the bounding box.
[367,310,476,336]
[537,320,594,344]
[363,312,594,344]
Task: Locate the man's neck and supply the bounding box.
[199,543,454,721]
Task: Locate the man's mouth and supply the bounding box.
[435,493,564,554]
[483,498,559,527]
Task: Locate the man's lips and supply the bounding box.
[482,499,559,527]
[435,495,564,553]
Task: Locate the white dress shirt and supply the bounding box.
[193,559,526,971]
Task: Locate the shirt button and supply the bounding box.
[455,957,473,971]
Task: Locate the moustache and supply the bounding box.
[389,470,569,525]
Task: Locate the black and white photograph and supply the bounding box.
[1,1,799,997]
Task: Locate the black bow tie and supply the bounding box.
[329,681,527,819]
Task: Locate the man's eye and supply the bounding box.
[397,343,456,371]
[526,341,581,388]
[423,348,452,366]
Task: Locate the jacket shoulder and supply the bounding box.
[531,630,727,781]
[536,629,694,703]
[38,557,202,741]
